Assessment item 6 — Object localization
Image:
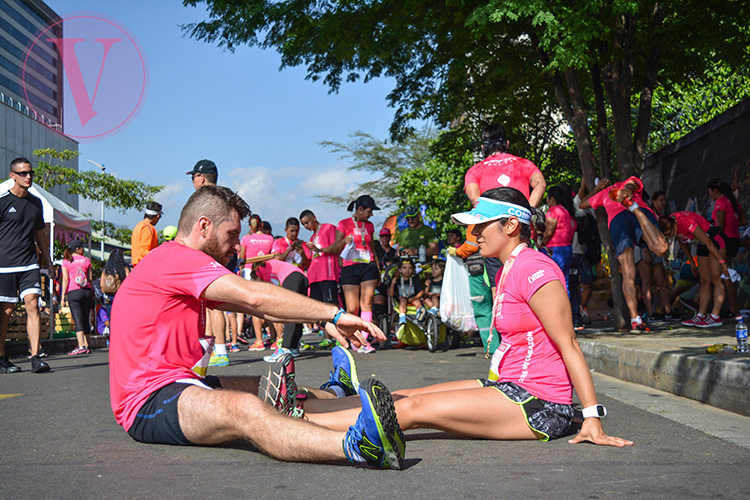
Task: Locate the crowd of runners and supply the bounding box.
[1,121,747,470]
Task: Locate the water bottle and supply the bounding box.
[418,244,426,263]
[736,319,748,353]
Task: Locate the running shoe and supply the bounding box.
[696,315,723,328]
[681,314,702,327]
[679,297,699,312]
[209,352,230,367]
[248,340,266,351]
[28,348,48,358]
[574,323,585,331]
[580,305,591,325]
[357,343,376,354]
[236,335,250,345]
[416,307,427,322]
[229,343,241,353]
[608,187,634,208]
[317,338,337,350]
[263,347,300,363]
[724,311,744,321]
[269,339,281,350]
[0,355,21,373]
[343,378,405,470]
[30,355,50,373]
[258,353,303,418]
[320,346,360,396]
[67,346,89,356]
[629,320,651,333]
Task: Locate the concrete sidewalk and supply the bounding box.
[577,319,750,417]
[5,317,750,417]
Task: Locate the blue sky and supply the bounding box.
[49,0,409,237]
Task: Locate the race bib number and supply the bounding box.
[488,341,510,381]
[192,337,215,377]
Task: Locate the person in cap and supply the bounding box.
[131,202,163,266]
[302,187,632,449]
[163,225,178,242]
[334,195,381,353]
[0,157,52,373]
[375,228,398,266]
[397,206,439,260]
[187,159,218,189]
[61,239,93,356]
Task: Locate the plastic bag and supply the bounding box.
[440,254,477,331]
[339,241,356,261]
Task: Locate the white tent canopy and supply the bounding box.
[0,179,91,239]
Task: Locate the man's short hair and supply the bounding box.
[10,157,32,170]
[299,209,315,220]
[177,185,251,235]
[447,228,462,239]
[144,201,163,220]
[285,217,300,228]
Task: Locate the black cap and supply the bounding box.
[69,239,84,251]
[186,159,218,176]
[354,194,380,211]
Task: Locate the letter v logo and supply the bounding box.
[47,37,121,127]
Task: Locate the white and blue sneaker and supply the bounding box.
[263,347,300,363]
[343,378,405,470]
[320,346,359,396]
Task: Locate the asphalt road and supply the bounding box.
[2,341,749,499]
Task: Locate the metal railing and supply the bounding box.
[0,91,61,129]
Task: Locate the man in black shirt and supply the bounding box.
[0,158,52,373]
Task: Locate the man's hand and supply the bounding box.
[323,313,385,348]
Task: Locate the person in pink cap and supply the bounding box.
[335,195,381,353]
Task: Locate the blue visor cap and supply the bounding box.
[451,197,532,226]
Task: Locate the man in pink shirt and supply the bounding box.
[271,217,311,269]
[109,186,403,469]
[464,123,547,208]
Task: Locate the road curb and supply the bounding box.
[579,339,750,417]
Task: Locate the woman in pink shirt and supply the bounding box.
[61,239,93,355]
[307,187,631,447]
[542,185,577,295]
[239,214,276,351]
[708,179,747,319]
[658,212,729,328]
[335,195,381,354]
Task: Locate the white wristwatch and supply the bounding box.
[582,404,607,419]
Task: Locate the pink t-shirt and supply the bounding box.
[62,254,91,291]
[546,205,577,247]
[271,237,309,267]
[109,242,232,431]
[464,153,541,200]
[712,196,741,238]
[673,211,710,243]
[587,177,655,227]
[493,249,572,404]
[241,233,274,258]
[307,223,339,283]
[336,217,375,267]
[256,259,306,286]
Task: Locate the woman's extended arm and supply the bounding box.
[529,280,633,447]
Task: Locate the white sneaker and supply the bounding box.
[264,347,292,363]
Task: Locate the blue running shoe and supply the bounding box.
[343,378,405,470]
[320,346,359,396]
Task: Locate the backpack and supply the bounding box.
[72,261,89,288]
[101,272,121,294]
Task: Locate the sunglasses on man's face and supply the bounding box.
[13,170,34,177]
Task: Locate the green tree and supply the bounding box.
[183,0,750,329]
[33,148,163,249]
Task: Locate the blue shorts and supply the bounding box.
[610,209,658,256]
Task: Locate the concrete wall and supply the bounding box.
[0,101,79,208]
[642,99,750,219]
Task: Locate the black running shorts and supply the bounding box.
[127,376,223,446]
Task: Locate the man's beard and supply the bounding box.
[200,233,227,264]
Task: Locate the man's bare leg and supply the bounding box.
[616,249,640,320]
[24,293,41,356]
[0,303,14,357]
[630,207,668,256]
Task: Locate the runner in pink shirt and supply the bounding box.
[335,195,381,353]
[238,214,275,351]
[708,179,747,319]
[580,176,668,332]
[300,209,341,349]
[60,240,93,355]
[658,211,729,328]
[542,185,577,296]
[109,185,396,470]
[271,217,310,269]
[303,187,632,448]
[464,123,547,207]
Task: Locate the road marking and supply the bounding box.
[593,372,750,450]
[0,394,23,400]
